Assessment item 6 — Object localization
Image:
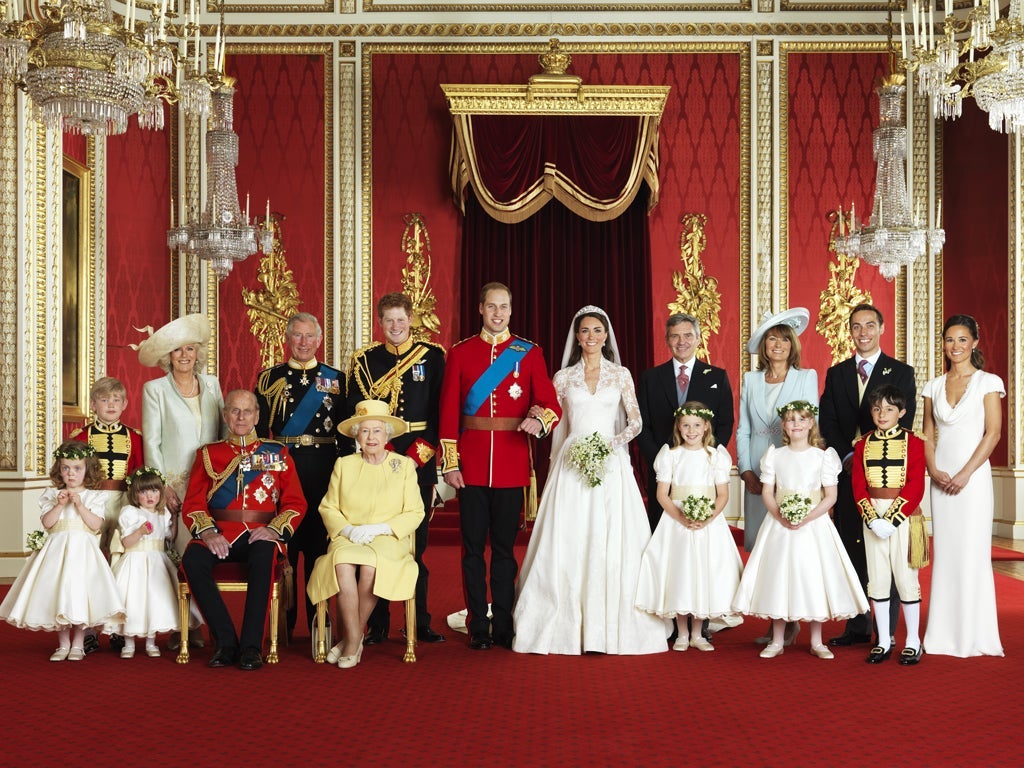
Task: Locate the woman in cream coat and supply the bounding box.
[307,400,425,669]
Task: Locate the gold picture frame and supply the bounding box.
[62,154,93,421]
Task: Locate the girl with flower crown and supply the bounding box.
[0,441,124,661]
[104,468,184,658]
[635,401,742,652]
[732,401,868,660]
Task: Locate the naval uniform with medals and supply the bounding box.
[438,327,560,646]
[347,337,445,637]
[254,357,345,632]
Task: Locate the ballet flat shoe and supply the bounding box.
[759,643,784,659]
[49,647,70,662]
[67,647,86,662]
[671,637,689,652]
[325,642,345,665]
[145,647,161,658]
[120,647,136,659]
[337,639,364,669]
[809,644,834,660]
[689,638,715,652]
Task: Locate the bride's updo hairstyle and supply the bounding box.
[567,310,615,367]
[942,314,986,371]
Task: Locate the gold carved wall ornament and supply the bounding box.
[816,210,872,365]
[242,215,302,370]
[399,212,441,342]
[667,213,721,362]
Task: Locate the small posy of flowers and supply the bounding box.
[778,494,813,525]
[165,543,182,567]
[679,495,714,522]
[567,432,612,488]
[26,530,47,552]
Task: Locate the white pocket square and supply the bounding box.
[710,384,718,389]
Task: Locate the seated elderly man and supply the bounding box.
[307,400,424,669]
[181,389,306,670]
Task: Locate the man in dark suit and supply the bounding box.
[819,303,916,647]
[638,313,734,533]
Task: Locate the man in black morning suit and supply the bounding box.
[819,303,916,647]
[638,313,734,533]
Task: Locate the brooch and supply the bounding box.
[882,367,892,375]
[389,458,402,473]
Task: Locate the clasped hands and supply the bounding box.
[868,518,897,540]
[343,523,393,545]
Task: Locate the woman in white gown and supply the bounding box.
[922,314,1004,658]
[513,306,668,655]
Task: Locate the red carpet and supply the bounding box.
[1,544,1022,767]
[992,545,1024,562]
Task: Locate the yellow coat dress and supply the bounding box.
[306,452,425,603]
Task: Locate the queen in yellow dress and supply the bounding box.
[306,401,425,668]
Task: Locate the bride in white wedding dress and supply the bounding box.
[512,306,668,655]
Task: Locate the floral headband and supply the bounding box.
[777,400,819,417]
[54,443,96,460]
[674,405,714,421]
[125,466,167,487]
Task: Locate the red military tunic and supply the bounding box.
[181,431,306,552]
[69,420,144,488]
[439,328,560,488]
[852,426,926,526]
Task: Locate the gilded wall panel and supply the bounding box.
[0,83,17,470]
[339,59,357,369]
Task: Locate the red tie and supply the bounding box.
[858,359,870,384]
[677,366,690,401]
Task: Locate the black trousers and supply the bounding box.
[368,482,434,631]
[459,485,522,640]
[182,533,277,652]
[834,471,899,637]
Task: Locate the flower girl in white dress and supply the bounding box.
[105,468,182,658]
[635,402,742,652]
[732,401,868,660]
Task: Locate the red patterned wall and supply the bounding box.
[371,51,742,380]
[943,100,1009,465]
[787,52,895,385]
[218,53,327,391]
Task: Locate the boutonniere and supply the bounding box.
[702,368,711,375]
[882,367,892,376]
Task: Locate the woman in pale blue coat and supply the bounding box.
[736,308,818,551]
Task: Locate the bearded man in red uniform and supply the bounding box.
[181,389,306,670]
[439,282,560,650]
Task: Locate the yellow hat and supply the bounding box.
[338,400,408,438]
[136,314,211,368]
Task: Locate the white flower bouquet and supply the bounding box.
[678,495,714,522]
[567,432,612,488]
[778,494,813,525]
[26,529,47,552]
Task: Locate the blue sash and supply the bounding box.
[463,340,534,416]
[208,445,281,509]
[280,368,336,436]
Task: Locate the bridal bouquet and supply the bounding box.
[778,494,813,525]
[25,530,47,552]
[678,495,714,522]
[567,432,612,488]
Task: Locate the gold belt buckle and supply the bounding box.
[298,434,314,446]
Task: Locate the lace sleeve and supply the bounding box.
[610,366,642,449]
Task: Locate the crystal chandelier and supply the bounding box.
[167,81,273,281]
[903,0,1024,133]
[0,0,213,135]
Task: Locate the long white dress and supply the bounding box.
[635,444,743,619]
[105,506,182,638]
[922,370,1005,657]
[732,445,868,622]
[0,488,125,631]
[513,358,668,655]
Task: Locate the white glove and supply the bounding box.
[342,525,355,540]
[348,523,393,545]
[868,519,896,539]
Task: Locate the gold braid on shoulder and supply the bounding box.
[256,369,291,421]
[200,447,244,502]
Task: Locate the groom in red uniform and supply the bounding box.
[439,282,561,650]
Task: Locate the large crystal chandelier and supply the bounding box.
[0,0,213,135]
[167,81,273,281]
[836,75,946,281]
[904,0,1024,133]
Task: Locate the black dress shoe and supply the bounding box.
[898,646,923,666]
[109,633,126,651]
[866,645,893,664]
[469,633,492,650]
[416,626,446,643]
[208,647,238,668]
[827,631,872,647]
[238,647,263,671]
[492,634,514,650]
[83,633,100,655]
[364,626,388,646]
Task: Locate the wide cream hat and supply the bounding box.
[339,399,408,438]
[136,314,212,368]
[746,307,810,354]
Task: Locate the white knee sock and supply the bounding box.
[872,600,891,650]
[902,602,921,651]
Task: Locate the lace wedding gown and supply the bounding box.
[513,358,668,655]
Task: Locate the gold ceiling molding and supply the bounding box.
[364,1,750,11]
[781,1,890,9]
[443,83,670,116]
[213,23,893,38]
[220,1,334,11]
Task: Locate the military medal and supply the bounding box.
[300,370,310,386]
[412,363,425,382]
[509,361,522,399]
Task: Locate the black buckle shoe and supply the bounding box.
[898,646,923,666]
[866,645,893,664]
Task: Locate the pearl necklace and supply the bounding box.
[174,375,198,398]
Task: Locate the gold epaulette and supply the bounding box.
[440,439,459,474]
[417,339,447,355]
[68,425,87,439]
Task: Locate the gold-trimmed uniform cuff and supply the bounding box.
[185,510,217,537]
[857,499,878,523]
[536,408,559,437]
[883,498,908,527]
[407,437,436,467]
[440,439,459,474]
[268,510,301,541]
